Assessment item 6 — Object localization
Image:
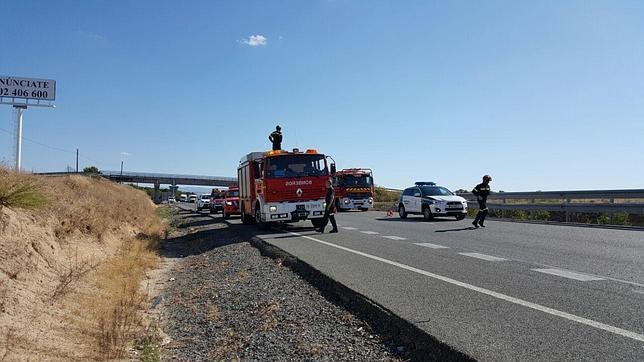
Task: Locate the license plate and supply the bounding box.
[296,204,306,211]
[447,206,463,210]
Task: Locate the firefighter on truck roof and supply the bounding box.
[268,125,283,151]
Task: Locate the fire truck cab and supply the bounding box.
[334,168,374,211]
[238,149,335,228]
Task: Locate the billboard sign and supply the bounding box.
[0,76,56,101]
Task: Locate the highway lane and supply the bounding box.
[227,211,644,360]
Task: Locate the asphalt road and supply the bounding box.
[224,210,644,360]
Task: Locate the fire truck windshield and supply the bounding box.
[265,154,327,178]
[340,175,373,187]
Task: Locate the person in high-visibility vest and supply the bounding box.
[268,125,282,151]
[472,175,492,228]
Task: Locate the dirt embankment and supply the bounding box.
[0,173,164,360]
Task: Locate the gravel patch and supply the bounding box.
[158,207,400,361]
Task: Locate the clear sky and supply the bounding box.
[1,0,643,191]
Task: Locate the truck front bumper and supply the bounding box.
[262,200,326,222]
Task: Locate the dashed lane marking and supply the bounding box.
[458,252,507,262]
[360,231,380,235]
[414,242,450,249]
[279,230,644,343]
[342,227,358,230]
[382,236,407,240]
[532,268,606,282]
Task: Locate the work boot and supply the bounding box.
[478,222,485,228]
[472,221,479,228]
[329,228,338,233]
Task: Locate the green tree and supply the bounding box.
[83,166,99,174]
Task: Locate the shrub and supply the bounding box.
[611,212,630,226]
[373,187,401,203]
[0,170,47,210]
[596,214,611,225]
[530,210,550,221]
[83,166,99,174]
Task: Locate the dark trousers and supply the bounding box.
[272,142,281,150]
[473,199,488,225]
[319,209,337,231]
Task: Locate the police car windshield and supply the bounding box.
[420,186,454,196]
[341,175,373,187]
[266,154,327,178]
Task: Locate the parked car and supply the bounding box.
[180,194,188,202]
[168,197,176,203]
[222,186,240,219]
[196,194,211,211]
[188,194,197,203]
[398,182,467,220]
[209,190,225,214]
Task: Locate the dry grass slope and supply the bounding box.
[0,169,166,360]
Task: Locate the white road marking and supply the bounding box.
[532,268,606,282]
[360,231,380,235]
[382,236,407,240]
[633,289,644,295]
[414,242,450,249]
[278,230,644,343]
[459,252,507,262]
[342,227,358,230]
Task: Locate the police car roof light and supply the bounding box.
[415,181,436,186]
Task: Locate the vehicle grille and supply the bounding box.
[447,201,461,205]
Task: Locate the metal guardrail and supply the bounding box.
[455,189,644,217]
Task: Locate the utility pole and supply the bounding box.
[120,161,124,183]
[76,149,79,173]
[14,105,26,171]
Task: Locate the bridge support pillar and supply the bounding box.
[153,181,161,204]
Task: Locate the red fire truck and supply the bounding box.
[237,148,336,228]
[334,168,374,211]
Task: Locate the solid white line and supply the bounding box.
[342,227,358,230]
[414,242,450,249]
[459,252,507,262]
[360,231,380,235]
[382,236,407,240]
[280,230,644,343]
[532,268,606,282]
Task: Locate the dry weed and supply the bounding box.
[0,169,47,210]
[51,249,98,300]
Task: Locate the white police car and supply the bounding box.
[398,182,467,220]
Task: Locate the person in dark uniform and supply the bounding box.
[472,175,492,228]
[317,178,338,233]
[268,125,283,151]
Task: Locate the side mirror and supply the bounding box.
[330,163,336,175]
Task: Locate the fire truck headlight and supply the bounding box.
[269,206,277,212]
[368,197,373,204]
[344,199,350,204]
[226,201,233,206]
[322,202,326,208]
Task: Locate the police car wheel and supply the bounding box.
[423,207,433,220]
[398,205,407,219]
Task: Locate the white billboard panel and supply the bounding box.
[0,76,56,101]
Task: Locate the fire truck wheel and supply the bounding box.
[255,204,270,230]
[241,205,254,225]
[311,218,323,229]
[398,205,408,219]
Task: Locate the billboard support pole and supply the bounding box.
[14,105,26,172]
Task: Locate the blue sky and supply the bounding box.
[1,0,643,191]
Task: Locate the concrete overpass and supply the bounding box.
[37,171,237,203]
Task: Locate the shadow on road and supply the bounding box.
[434,227,477,233]
[375,217,455,223]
